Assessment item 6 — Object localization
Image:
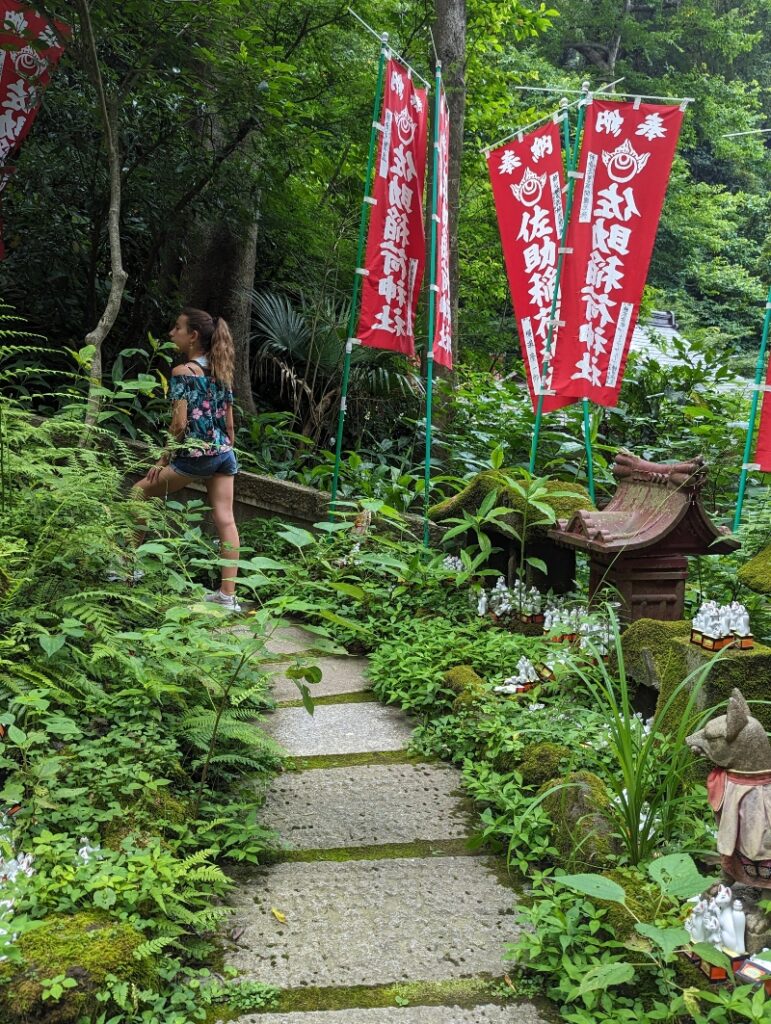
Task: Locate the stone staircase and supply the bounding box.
[224,626,553,1023]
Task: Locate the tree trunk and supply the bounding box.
[180,215,259,415]
[434,0,466,367]
[75,0,128,426]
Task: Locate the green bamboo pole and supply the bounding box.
[528,93,588,476]
[733,284,771,532]
[423,63,443,548]
[330,35,389,518]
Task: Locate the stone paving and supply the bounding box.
[265,704,414,757]
[226,629,552,1022]
[262,764,472,848]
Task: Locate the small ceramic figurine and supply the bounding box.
[686,899,708,943]
[732,898,747,954]
[714,885,737,950]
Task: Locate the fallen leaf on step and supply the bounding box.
[271,907,287,923]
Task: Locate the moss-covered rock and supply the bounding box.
[597,867,662,940]
[666,636,771,734]
[737,544,771,594]
[540,770,619,869]
[620,618,692,693]
[428,471,593,538]
[0,911,155,1022]
[443,665,484,695]
[519,742,571,788]
[451,682,487,715]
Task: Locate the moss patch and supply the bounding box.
[738,544,771,594]
[519,742,571,788]
[444,665,484,694]
[428,471,593,539]
[286,750,434,771]
[672,636,771,733]
[263,977,520,1013]
[0,911,154,1023]
[267,838,478,864]
[620,618,691,692]
[598,867,663,940]
[277,691,376,709]
[540,771,619,870]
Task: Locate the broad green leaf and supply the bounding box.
[7,724,26,745]
[692,942,732,970]
[525,557,548,575]
[39,635,65,658]
[576,960,635,996]
[635,923,689,960]
[554,874,627,905]
[277,526,316,549]
[328,582,366,601]
[647,853,710,899]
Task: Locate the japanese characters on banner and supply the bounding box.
[357,58,428,356]
[549,100,683,406]
[487,121,572,412]
[0,3,67,256]
[432,87,452,369]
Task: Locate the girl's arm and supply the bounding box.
[146,368,188,481]
[225,404,235,447]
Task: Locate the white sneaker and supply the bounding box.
[105,567,145,584]
[204,590,242,613]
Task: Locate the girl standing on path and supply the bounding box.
[134,307,241,612]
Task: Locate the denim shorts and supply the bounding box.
[170,450,239,478]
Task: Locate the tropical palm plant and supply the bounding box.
[250,290,424,446]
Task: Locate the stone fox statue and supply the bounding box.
[687,689,771,887]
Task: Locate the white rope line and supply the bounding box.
[347,7,431,90]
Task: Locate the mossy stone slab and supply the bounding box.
[265,704,414,757]
[738,544,771,594]
[262,764,473,849]
[675,637,771,731]
[233,1006,550,1024]
[271,656,371,703]
[225,857,517,988]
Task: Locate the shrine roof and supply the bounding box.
[549,452,739,556]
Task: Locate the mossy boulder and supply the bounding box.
[519,742,571,788]
[0,911,155,1022]
[737,544,771,594]
[664,637,771,734]
[443,665,484,695]
[620,618,692,693]
[540,770,619,869]
[451,682,487,715]
[428,471,594,539]
[597,867,662,940]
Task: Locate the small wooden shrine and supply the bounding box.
[549,452,739,622]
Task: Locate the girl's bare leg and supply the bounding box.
[131,466,194,546]
[205,473,239,596]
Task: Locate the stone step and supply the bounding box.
[265,704,413,758]
[231,1005,550,1024]
[265,625,326,656]
[271,656,371,704]
[263,764,473,850]
[225,857,518,989]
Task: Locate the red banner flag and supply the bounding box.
[487,121,571,412]
[754,347,771,471]
[0,3,67,256]
[357,59,428,356]
[550,100,683,406]
[432,87,452,369]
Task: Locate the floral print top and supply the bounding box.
[169,364,234,457]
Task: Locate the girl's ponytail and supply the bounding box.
[209,316,235,388]
[181,306,235,387]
